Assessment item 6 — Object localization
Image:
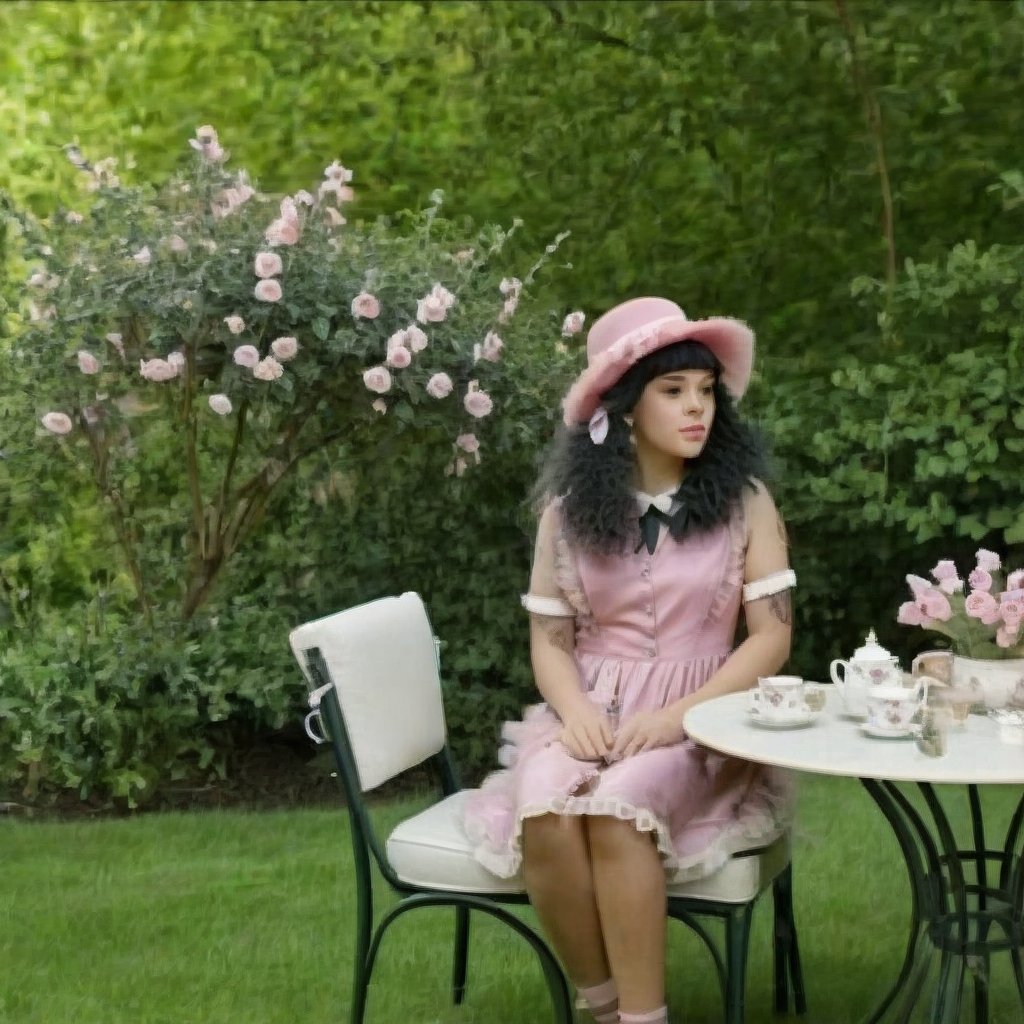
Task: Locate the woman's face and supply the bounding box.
[630,368,716,465]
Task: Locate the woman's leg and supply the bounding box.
[522,813,611,988]
[587,816,667,1016]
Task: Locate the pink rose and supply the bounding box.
[562,311,586,337]
[426,372,453,399]
[324,161,353,182]
[351,291,381,320]
[132,246,152,267]
[139,358,179,382]
[931,560,958,581]
[1007,570,1024,591]
[362,366,392,394]
[254,252,284,278]
[371,398,387,415]
[386,345,411,369]
[167,235,188,254]
[965,590,999,622]
[319,179,355,203]
[976,549,1001,572]
[224,316,246,335]
[968,568,993,592]
[293,190,315,206]
[233,345,260,369]
[77,350,100,375]
[897,601,928,626]
[464,381,494,419]
[499,277,522,298]
[919,590,952,622]
[406,325,428,352]
[1001,599,1024,627]
[41,411,73,435]
[106,332,125,359]
[387,329,409,352]
[416,295,448,323]
[252,357,284,382]
[456,433,480,453]
[905,574,933,599]
[271,336,299,361]
[498,296,518,323]
[996,625,1019,649]
[208,394,232,415]
[265,219,300,246]
[937,576,963,595]
[254,279,283,303]
[324,207,346,227]
[480,331,504,362]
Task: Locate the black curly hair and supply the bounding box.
[535,340,769,554]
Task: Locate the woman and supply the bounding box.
[464,297,796,1024]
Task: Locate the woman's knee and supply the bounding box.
[523,813,587,868]
[586,814,656,859]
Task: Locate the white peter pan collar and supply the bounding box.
[634,488,680,515]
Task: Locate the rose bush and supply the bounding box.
[0,125,580,804]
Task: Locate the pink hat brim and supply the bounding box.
[561,314,754,426]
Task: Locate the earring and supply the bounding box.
[623,415,636,447]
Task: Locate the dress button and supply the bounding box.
[641,566,650,578]
[645,606,653,616]
[647,647,657,657]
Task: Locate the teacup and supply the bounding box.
[750,676,806,722]
[865,683,928,734]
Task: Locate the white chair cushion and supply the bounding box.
[386,789,789,904]
[290,593,446,793]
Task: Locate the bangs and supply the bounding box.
[602,340,721,412]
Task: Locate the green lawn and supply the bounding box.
[1,777,1022,1024]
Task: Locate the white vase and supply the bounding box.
[951,656,1024,710]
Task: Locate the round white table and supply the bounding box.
[684,689,1024,1024]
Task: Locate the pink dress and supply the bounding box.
[463,504,793,882]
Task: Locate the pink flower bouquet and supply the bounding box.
[897,549,1024,659]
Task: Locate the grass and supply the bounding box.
[1,777,1022,1024]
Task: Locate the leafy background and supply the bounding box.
[1,0,1023,803]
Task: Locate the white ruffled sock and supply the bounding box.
[619,1007,668,1024]
[576,979,619,1024]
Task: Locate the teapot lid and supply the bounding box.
[852,628,895,661]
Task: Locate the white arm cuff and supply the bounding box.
[521,593,577,617]
[742,569,797,603]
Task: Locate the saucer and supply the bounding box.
[861,722,914,739]
[747,709,818,730]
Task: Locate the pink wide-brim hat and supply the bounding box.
[561,297,755,426]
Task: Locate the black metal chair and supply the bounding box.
[294,591,806,1023]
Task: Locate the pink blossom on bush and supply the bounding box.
[498,295,518,323]
[499,277,522,298]
[167,351,186,370]
[480,331,504,362]
[324,161,354,183]
[208,394,233,415]
[233,345,260,368]
[254,279,283,303]
[464,380,493,419]
[351,291,381,319]
[1007,570,1024,591]
[166,234,188,254]
[897,601,929,626]
[106,332,126,360]
[968,568,993,592]
[562,311,586,337]
[937,575,963,595]
[77,350,101,375]
[362,366,392,394]
[189,125,226,163]
[252,356,284,382]
[224,315,246,335]
[271,336,299,361]
[41,411,73,435]
[320,179,355,204]
[417,294,448,323]
[387,345,411,369]
[931,560,958,582]
[426,372,453,399]
[905,574,933,599]
[139,358,179,382]
[445,457,468,478]
[976,549,1001,572]
[132,246,152,267]
[372,398,388,415]
[28,301,56,323]
[406,325,428,352]
[254,252,284,278]
[1001,599,1023,628]
[456,433,480,453]
[293,189,315,206]
[920,590,952,622]
[324,207,346,227]
[265,219,300,246]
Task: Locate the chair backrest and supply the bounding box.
[289,592,447,792]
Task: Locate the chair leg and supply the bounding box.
[772,864,807,1015]
[724,903,754,1024]
[351,852,374,1024]
[452,905,470,1005]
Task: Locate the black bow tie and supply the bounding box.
[637,504,672,556]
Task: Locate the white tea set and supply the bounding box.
[747,676,826,729]
[830,628,928,738]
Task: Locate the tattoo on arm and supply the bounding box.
[545,620,575,653]
[768,590,792,625]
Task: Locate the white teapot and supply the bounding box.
[830,629,903,718]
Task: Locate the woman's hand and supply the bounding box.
[559,702,615,761]
[610,706,686,760]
